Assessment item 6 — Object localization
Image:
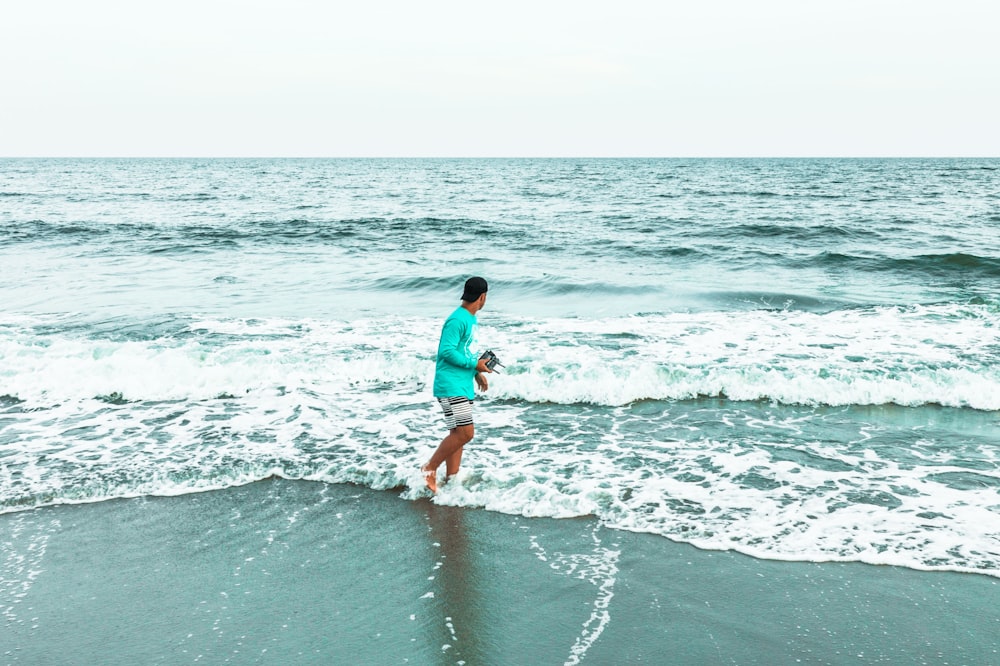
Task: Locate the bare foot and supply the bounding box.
[421,464,438,494]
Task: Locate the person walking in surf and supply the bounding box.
[421,277,493,493]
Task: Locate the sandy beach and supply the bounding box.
[3,479,997,665]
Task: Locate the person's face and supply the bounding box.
[478,293,487,310]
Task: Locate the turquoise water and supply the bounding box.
[1,158,998,582]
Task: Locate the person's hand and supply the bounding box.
[475,372,489,392]
[475,358,493,374]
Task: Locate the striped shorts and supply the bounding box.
[437,396,474,429]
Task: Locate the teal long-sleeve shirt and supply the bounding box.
[433,306,479,399]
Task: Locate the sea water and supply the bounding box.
[1,158,998,577]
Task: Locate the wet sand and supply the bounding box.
[2,479,997,664]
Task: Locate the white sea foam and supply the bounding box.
[1,307,998,579]
[487,304,1000,410]
[2,304,998,409]
[420,409,1000,578]
[530,526,620,666]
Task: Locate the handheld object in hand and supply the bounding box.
[479,350,504,372]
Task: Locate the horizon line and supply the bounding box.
[2,155,998,160]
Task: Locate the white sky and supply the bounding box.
[2,0,998,157]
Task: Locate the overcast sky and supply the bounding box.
[2,0,998,157]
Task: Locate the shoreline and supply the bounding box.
[2,479,998,664]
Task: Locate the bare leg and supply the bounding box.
[445,445,464,479]
[422,424,474,493]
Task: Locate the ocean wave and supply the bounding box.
[681,188,848,200]
[1,400,996,579]
[902,253,1000,277]
[0,216,511,250]
[2,309,998,578]
[807,252,1000,279]
[169,192,219,202]
[715,223,881,244]
[361,275,660,301]
[2,305,998,410]
[694,290,858,312]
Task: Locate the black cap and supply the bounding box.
[461,276,488,302]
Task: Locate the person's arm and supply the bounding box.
[438,318,478,370]
[438,319,493,373]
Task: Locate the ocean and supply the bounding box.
[2,158,998,663]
